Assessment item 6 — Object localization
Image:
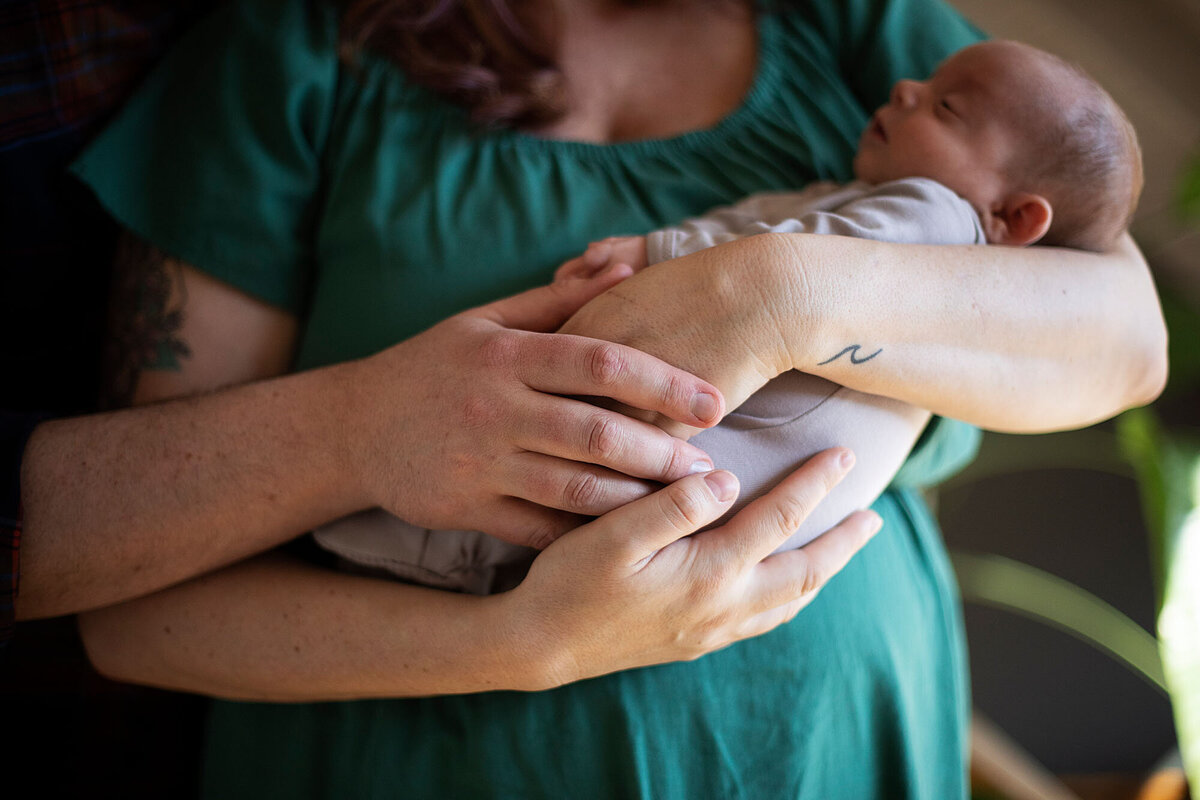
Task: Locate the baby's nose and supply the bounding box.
[890,79,921,109]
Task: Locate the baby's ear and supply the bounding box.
[984,193,1052,246]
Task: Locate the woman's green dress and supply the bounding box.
[74,0,985,795]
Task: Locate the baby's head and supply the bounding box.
[853,40,1142,251]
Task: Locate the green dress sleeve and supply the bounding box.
[70,0,339,313]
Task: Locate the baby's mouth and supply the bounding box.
[868,114,887,143]
[868,115,888,143]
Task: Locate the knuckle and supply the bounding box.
[586,343,626,386]
[446,451,478,482]
[660,442,689,480]
[660,371,688,410]
[772,493,813,535]
[795,556,825,597]
[586,414,624,461]
[562,470,604,511]
[525,517,564,551]
[663,483,709,532]
[479,331,521,370]
[459,395,496,430]
[685,563,734,608]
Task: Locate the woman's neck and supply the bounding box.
[529,0,757,143]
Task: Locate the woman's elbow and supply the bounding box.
[1134,333,1169,408]
[1112,235,1169,409]
[1121,316,1169,411]
[77,606,149,686]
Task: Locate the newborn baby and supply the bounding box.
[315,40,1143,594]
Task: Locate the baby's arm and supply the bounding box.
[555,236,649,281]
[556,179,982,281]
[554,193,798,280]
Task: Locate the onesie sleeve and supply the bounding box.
[646,194,793,263]
[799,0,986,112]
[796,179,987,244]
[648,178,985,263]
[70,0,341,313]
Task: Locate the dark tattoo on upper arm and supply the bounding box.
[817,344,882,366]
[102,233,193,408]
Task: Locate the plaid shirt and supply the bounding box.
[0,0,199,151]
[0,0,209,642]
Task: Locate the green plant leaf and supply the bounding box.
[1179,150,1200,224]
[1161,291,1200,400]
[951,550,1167,694]
[1117,407,1200,791]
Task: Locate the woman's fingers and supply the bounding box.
[512,332,724,428]
[585,470,741,561]
[705,448,856,566]
[500,451,659,517]
[514,394,713,482]
[746,509,882,617]
[482,497,589,550]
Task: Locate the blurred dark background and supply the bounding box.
[946,0,1200,784]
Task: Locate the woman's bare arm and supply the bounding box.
[19,239,356,619]
[560,232,1167,434]
[19,364,366,619]
[19,241,721,620]
[73,236,884,698]
[79,453,880,701]
[780,232,1166,431]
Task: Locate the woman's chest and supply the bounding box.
[296,31,866,368]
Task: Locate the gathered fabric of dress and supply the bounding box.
[73,0,985,796]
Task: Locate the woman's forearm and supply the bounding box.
[18,363,368,620]
[77,553,533,701]
[765,232,1167,432]
[78,455,880,701]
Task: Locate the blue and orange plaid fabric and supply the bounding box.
[0,0,191,151]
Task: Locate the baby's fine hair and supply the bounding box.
[1006,44,1142,252]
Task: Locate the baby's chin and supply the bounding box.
[851,151,882,184]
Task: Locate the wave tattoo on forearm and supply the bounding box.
[817,345,882,366]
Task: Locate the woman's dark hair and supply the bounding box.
[338,0,567,128]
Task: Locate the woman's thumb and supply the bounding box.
[473,264,633,332]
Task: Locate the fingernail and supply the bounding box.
[704,470,738,502]
[866,512,883,536]
[689,458,714,475]
[838,449,856,471]
[691,392,719,422]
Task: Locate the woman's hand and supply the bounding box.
[502,447,882,689]
[340,265,727,548]
[558,239,796,438]
[79,447,878,700]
